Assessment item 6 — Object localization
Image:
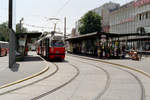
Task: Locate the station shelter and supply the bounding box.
[16,32,42,59]
[65,32,150,59]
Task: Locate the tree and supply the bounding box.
[0,21,28,41]
[16,23,28,33]
[0,22,9,41]
[79,11,102,34]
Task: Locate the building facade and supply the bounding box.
[134,0,150,33]
[109,0,150,51]
[109,0,150,34]
[109,1,136,34]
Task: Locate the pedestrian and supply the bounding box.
[97,47,101,58]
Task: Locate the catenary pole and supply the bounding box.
[8,0,16,68]
[64,17,66,41]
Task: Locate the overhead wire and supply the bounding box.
[55,0,72,16]
[20,0,73,31]
[24,23,50,29]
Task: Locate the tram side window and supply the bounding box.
[1,43,4,48]
[44,39,48,46]
[3,43,7,48]
[40,41,42,46]
[45,39,49,46]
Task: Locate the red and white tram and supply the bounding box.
[0,41,8,56]
[36,31,65,60]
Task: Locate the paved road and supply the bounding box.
[40,55,150,100]
[0,56,8,72]
[0,54,150,100]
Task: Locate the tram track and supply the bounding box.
[67,56,111,100]
[0,57,80,99]
[116,67,145,100]
[31,62,80,100]
[0,54,147,100]
[67,54,146,100]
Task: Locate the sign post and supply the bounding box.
[8,0,16,68]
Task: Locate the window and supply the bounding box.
[146,12,148,19]
[144,26,150,33]
[142,14,145,20]
[139,14,142,20]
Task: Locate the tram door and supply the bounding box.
[0,43,1,56]
[46,38,49,58]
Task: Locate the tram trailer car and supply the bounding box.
[0,41,8,57]
[36,32,65,60]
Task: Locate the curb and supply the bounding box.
[0,57,49,90]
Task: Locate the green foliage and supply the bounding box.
[0,21,28,41]
[0,22,9,41]
[16,23,28,33]
[79,11,102,34]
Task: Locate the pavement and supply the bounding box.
[0,51,47,88]
[0,53,65,100]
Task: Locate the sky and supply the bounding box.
[0,0,134,34]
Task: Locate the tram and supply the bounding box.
[36,31,65,60]
[0,41,8,56]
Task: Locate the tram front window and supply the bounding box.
[51,40,64,47]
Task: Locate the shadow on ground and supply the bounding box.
[18,55,43,62]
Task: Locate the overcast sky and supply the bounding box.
[0,0,134,34]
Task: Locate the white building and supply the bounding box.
[109,0,150,34]
[135,0,150,33]
[109,1,136,34]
